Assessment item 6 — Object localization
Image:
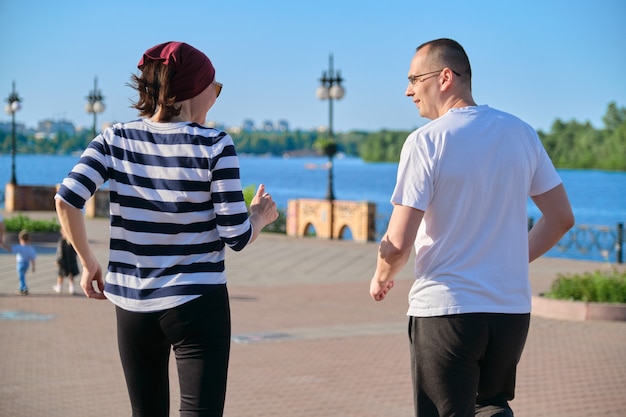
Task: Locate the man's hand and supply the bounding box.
[370,278,394,301]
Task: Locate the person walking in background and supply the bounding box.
[1,230,37,296]
[53,227,79,295]
[369,38,574,417]
[0,213,5,245]
[55,41,278,417]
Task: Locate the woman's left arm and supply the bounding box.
[55,198,106,299]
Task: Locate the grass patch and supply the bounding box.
[545,269,626,303]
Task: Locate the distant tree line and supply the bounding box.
[538,102,626,171]
[0,129,92,155]
[1,102,624,171]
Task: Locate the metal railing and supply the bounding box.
[552,222,623,264]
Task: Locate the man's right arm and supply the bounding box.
[370,204,423,301]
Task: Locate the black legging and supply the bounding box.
[116,285,231,417]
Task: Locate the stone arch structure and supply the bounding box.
[287,199,376,242]
[304,222,317,237]
[336,225,353,240]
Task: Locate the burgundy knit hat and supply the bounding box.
[138,41,215,102]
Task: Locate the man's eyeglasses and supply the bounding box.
[214,81,223,98]
[408,68,461,85]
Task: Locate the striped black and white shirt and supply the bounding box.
[55,119,252,312]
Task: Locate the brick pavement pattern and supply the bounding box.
[1,213,625,417]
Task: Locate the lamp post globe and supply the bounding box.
[329,84,345,100]
[315,85,330,100]
[92,101,105,114]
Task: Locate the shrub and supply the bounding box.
[3,214,61,233]
[242,184,286,234]
[242,184,256,208]
[545,269,626,303]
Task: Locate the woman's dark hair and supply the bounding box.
[129,60,181,121]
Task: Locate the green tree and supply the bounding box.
[602,102,626,131]
[540,102,626,171]
[359,130,408,162]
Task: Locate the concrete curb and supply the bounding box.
[532,294,626,321]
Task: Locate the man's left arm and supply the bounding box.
[529,184,575,262]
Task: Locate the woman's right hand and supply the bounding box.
[248,184,278,243]
[250,184,278,226]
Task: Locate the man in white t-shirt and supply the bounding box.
[370,38,574,417]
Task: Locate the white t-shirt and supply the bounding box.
[392,105,562,317]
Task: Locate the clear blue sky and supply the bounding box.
[1,0,624,133]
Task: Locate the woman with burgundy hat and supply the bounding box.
[55,41,278,416]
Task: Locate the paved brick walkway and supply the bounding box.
[1,212,625,416]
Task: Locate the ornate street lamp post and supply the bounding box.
[85,77,105,138]
[4,81,22,185]
[315,54,345,201]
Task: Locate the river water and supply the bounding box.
[1,153,625,262]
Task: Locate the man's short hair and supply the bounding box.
[417,38,472,79]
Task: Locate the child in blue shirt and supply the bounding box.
[2,230,37,295]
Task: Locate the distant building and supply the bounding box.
[242,119,255,132]
[0,116,296,138]
[262,120,274,131]
[235,119,293,133]
[276,119,289,132]
[0,121,28,135]
[205,120,226,130]
[37,119,76,137]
